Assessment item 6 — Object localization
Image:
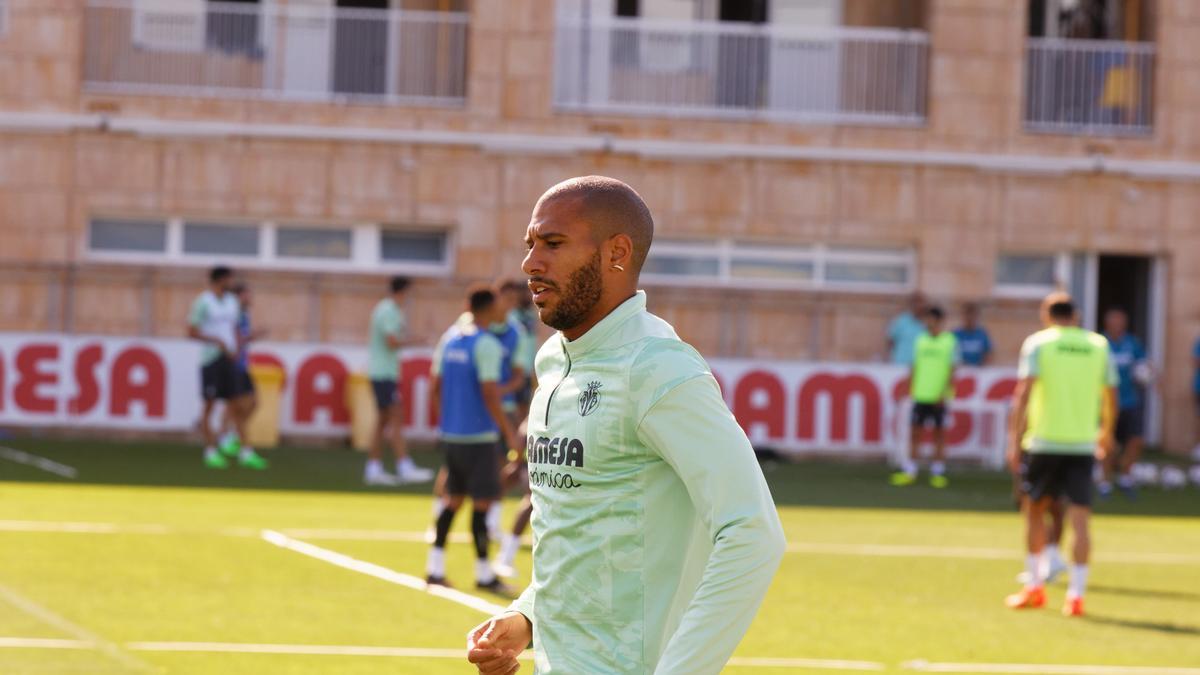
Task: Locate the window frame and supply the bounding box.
[641,238,915,293]
[84,216,454,277]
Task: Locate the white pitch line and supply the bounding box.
[0,446,77,479]
[729,656,885,671]
[4,521,1198,565]
[0,638,887,670]
[902,660,1200,674]
[0,637,93,650]
[0,584,151,672]
[125,641,524,660]
[0,520,172,535]
[260,529,509,616]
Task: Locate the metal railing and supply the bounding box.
[83,0,467,107]
[554,16,928,125]
[1024,38,1154,136]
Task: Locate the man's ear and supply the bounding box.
[607,233,634,270]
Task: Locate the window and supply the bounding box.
[205,0,262,57]
[381,230,448,264]
[87,217,450,275]
[643,239,914,292]
[276,226,352,260]
[183,221,259,257]
[88,218,168,253]
[994,252,1073,297]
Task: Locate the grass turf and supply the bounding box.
[0,437,1198,674]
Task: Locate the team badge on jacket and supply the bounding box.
[578,381,602,417]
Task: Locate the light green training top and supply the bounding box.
[1019,325,1118,454]
[431,323,505,443]
[367,298,406,381]
[188,290,240,367]
[911,331,958,404]
[507,291,786,674]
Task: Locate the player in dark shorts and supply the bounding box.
[1006,294,1118,617]
[425,287,522,593]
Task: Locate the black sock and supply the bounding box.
[434,506,457,549]
[471,509,490,560]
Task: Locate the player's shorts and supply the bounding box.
[370,379,399,411]
[201,355,238,401]
[911,402,946,430]
[231,366,255,398]
[1115,406,1145,444]
[1021,453,1094,507]
[441,440,501,500]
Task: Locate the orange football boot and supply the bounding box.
[1005,586,1046,609]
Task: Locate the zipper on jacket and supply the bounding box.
[544,343,572,425]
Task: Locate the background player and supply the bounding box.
[217,282,269,470]
[1099,306,1149,499]
[1006,294,1117,617]
[954,302,993,367]
[365,276,433,486]
[426,287,521,593]
[188,266,252,469]
[892,306,958,488]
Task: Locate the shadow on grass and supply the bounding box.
[1083,614,1200,636]
[1088,584,1200,602]
[2,437,1200,518]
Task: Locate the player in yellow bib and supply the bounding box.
[892,306,958,488]
[1005,293,1117,617]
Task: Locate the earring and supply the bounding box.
[611,264,625,272]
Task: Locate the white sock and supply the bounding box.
[486,502,502,535]
[426,547,445,578]
[1068,564,1088,598]
[239,446,256,460]
[1045,544,1063,566]
[931,461,946,477]
[220,431,238,445]
[1025,553,1043,588]
[500,533,519,564]
[399,456,415,471]
[1117,474,1135,488]
[431,499,445,519]
[204,446,219,459]
[475,558,496,585]
[901,458,918,476]
[365,459,383,476]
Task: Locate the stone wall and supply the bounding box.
[0,0,1198,450]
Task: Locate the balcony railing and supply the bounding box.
[83,0,467,107]
[1024,38,1154,136]
[554,16,928,125]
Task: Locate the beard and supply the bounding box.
[540,250,603,332]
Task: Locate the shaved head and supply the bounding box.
[536,176,654,273]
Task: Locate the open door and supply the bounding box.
[1094,254,1163,444]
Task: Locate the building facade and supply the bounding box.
[1,0,1197,450]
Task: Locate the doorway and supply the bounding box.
[334,0,390,96]
[1093,254,1162,444]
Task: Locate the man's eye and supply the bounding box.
[547,241,561,249]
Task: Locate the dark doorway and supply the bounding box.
[716,0,768,109]
[1096,254,1152,342]
[207,0,261,56]
[334,0,390,97]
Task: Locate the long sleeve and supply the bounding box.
[636,375,787,675]
[507,583,535,624]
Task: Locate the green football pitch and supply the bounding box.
[1,438,1198,674]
